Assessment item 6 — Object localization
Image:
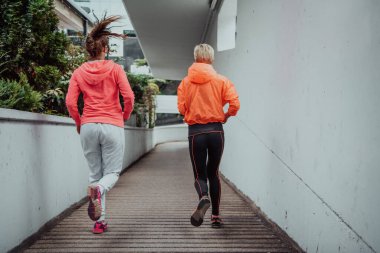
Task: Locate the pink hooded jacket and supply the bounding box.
[66,60,134,128]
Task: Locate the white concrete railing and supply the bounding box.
[0,108,186,252]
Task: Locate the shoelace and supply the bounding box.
[95,221,107,227]
[211,216,222,222]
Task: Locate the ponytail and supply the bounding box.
[85,16,127,58]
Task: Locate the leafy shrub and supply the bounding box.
[42,87,66,115]
[144,82,160,128]
[63,44,87,74]
[34,65,61,91]
[0,0,69,86]
[125,72,164,127]
[133,58,148,67]
[0,75,42,112]
[0,0,90,116]
[127,73,150,102]
[58,44,87,93]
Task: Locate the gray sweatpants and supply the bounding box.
[80,123,125,221]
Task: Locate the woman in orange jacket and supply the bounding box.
[177,44,240,228]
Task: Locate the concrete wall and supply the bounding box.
[153,124,187,145]
[0,109,186,252]
[123,126,153,169]
[155,95,179,114]
[209,1,380,252]
[55,0,85,32]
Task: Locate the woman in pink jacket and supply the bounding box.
[66,16,134,234]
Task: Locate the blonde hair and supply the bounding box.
[194,44,214,63]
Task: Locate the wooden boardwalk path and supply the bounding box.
[25,142,298,253]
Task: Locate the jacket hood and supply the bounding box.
[188,63,217,84]
[77,60,115,85]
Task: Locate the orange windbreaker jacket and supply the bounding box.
[177,63,240,125]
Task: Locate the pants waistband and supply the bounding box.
[188,122,223,136]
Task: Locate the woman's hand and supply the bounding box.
[223,113,230,124]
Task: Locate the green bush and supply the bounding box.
[133,58,148,67]
[63,44,87,74]
[144,82,160,128]
[58,44,87,93]
[42,87,66,115]
[34,65,61,91]
[0,0,69,86]
[0,0,91,116]
[125,72,163,128]
[0,76,42,112]
[126,72,152,103]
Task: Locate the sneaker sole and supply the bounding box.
[190,198,211,227]
[211,222,223,229]
[92,227,107,234]
[87,186,102,221]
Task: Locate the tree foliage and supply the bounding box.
[0,74,43,112]
[0,0,69,90]
[133,58,148,67]
[126,72,163,128]
[0,0,164,128]
[0,0,87,115]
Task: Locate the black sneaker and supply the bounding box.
[211,215,223,228]
[190,196,211,227]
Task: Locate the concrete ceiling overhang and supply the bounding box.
[123,0,212,80]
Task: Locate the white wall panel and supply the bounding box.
[210,1,380,252]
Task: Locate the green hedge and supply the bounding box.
[0,75,42,112]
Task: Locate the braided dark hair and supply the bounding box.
[85,16,127,58]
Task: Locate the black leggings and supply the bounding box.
[188,131,224,216]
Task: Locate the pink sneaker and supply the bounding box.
[87,185,102,221]
[92,221,108,234]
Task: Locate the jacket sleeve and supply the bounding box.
[223,79,240,116]
[65,73,82,127]
[117,65,135,120]
[177,79,187,116]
